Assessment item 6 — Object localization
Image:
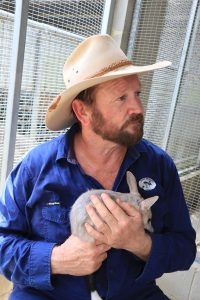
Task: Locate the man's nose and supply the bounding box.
[127,98,144,115]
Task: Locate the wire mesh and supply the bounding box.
[128,0,200,213]
[167,9,200,171]
[16,0,105,160]
[28,0,104,37]
[0,0,105,168]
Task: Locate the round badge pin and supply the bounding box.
[139,177,156,191]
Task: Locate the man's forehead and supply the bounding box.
[95,75,141,94]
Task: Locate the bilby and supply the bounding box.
[69,171,159,300]
[70,171,158,242]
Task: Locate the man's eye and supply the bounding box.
[117,95,127,101]
[135,91,141,97]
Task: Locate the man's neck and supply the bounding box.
[73,128,127,189]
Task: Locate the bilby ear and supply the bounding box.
[141,196,159,210]
[126,171,139,193]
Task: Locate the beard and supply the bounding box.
[90,106,144,147]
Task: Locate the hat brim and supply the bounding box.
[45,60,171,130]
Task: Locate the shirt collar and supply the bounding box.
[123,138,147,162]
[134,138,148,153]
[56,123,80,163]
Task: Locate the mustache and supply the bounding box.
[121,113,144,129]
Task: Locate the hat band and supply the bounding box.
[88,59,133,78]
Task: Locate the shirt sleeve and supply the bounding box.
[136,156,196,283]
[0,159,55,290]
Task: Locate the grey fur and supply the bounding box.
[70,171,158,242]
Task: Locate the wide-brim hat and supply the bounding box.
[45,34,171,130]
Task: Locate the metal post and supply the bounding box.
[101,0,115,35]
[108,0,131,47]
[186,2,200,168]
[162,0,199,150]
[127,0,142,59]
[0,0,29,189]
[30,30,43,144]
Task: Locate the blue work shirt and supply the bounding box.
[0,123,196,300]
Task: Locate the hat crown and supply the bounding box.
[63,35,128,88]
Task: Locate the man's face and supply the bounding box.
[89,75,144,147]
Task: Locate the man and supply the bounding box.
[0,34,196,300]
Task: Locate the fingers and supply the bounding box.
[88,195,118,228]
[86,203,111,234]
[100,193,130,221]
[87,193,139,228]
[116,199,140,217]
[85,194,142,249]
[98,251,108,262]
[95,242,111,253]
[95,240,104,246]
[85,222,108,244]
[92,253,107,272]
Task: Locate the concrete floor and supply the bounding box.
[157,260,200,300]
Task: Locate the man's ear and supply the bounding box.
[72,99,90,126]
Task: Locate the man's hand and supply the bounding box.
[85,193,152,261]
[51,235,110,275]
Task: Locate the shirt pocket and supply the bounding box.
[42,206,71,243]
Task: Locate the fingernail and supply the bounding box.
[101,193,107,200]
[90,195,95,200]
[90,194,100,202]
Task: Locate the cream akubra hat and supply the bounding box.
[45,34,171,131]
